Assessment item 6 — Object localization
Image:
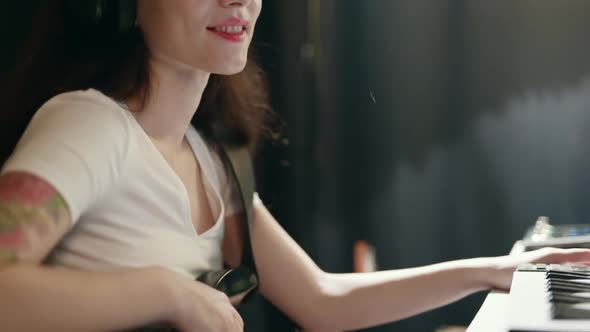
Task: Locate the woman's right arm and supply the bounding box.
[0,171,244,332]
[0,92,242,331]
[0,171,179,331]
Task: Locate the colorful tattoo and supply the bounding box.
[0,172,69,264]
[0,248,17,263]
[44,195,68,224]
[0,227,29,251]
[0,172,58,205]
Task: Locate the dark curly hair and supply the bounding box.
[0,0,273,163]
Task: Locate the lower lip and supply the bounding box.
[207,29,246,42]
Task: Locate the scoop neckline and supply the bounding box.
[110,96,225,238]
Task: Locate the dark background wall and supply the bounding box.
[261,1,590,331]
[4,1,590,331]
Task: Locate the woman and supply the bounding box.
[1,0,589,331]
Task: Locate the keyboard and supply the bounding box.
[508,264,590,331]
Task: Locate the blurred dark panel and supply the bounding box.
[1,2,39,74]
[267,1,590,331]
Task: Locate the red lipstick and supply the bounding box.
[207,17,249,43]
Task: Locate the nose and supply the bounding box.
[220,0,251,7]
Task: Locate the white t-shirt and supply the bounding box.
[1,89,258,279]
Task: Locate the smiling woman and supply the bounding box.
[1,0,270,159]
[206,18,250,42]
[2,1,590,332]
[0,0,272,331]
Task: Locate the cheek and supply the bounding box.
[252,0,263,21]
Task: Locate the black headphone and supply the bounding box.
[63,0,137,36]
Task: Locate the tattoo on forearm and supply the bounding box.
[0,248,17,263]
[0,172,69,263]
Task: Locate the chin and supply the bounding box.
[202,52,248,75]
[211,61,248,75]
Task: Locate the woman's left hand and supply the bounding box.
[487,247,590,291]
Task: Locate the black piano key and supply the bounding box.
[547,279,590,290]
[516,264,590,320]
[552,302,590,319]
[547,278,590,286]
[549,291,590,304]
[547,284,590,293]
[546,271,590,280]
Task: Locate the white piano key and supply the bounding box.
[508,271,590,331]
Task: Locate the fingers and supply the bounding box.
[556,248,590,259]
[565,261,590,266]
[231,307,244,331]
[533,247,590,264]
[221,305,243,331]
[222,294,243,331]
[561,248,590,254]
[224,295,243,331]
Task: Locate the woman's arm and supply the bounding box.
[0,264,178,331]
[319,247,590,331]
[233,202,326,329]
[316,258,491,330]
[247,201,590,331]
[0,172,177,331]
